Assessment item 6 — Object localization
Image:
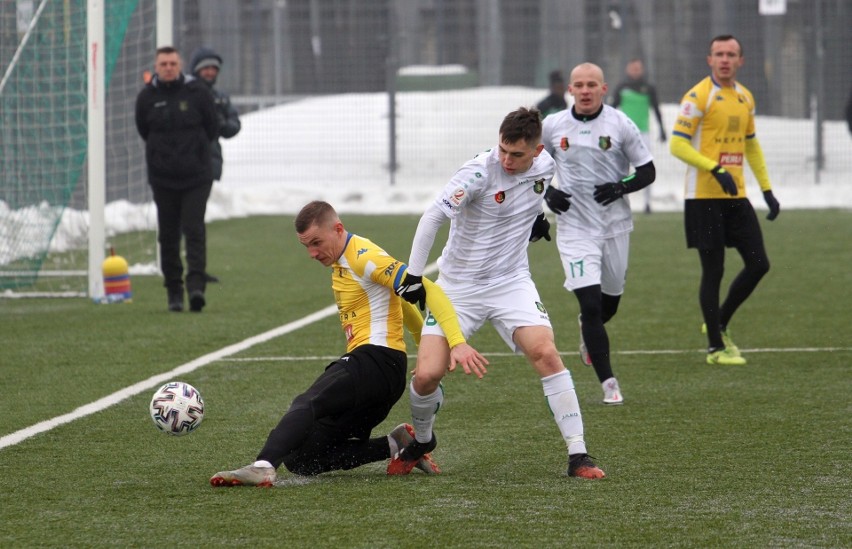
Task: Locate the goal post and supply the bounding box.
[87,0,106,299]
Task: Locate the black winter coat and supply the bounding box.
[189,46,242,181]
[206,85,241,180]
[135,73,219,189]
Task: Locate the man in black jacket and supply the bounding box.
[135,46,219,312]
[189,46,242,284]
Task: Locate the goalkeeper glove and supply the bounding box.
[544,186,572,214]
[593,182,627,206]
[711,165,738,196]
[763,190,780,221]
[529,213,551,243]
[395,273,426,310]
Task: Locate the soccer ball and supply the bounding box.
[149,381,205,436]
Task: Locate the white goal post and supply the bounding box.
[86,0,171,299]
[87,0,106,299]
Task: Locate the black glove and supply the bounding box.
[659,129,667,143]
[763,190,780,221]
[544,186,572,214]
[593,182,626,206]
[529,213,551,243]
[711,165,738,196]
[395,273,425,310]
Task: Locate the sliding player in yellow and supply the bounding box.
[211,201,486,486]
[670,34,781,366]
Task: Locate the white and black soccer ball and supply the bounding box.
[149,381,205,436]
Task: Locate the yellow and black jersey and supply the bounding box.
[332,233,408,353]
[672,76,757,199]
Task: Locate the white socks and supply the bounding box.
[409,380,443,444]
[541,370,587,455]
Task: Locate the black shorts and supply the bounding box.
[311,344,408,439]
[684,198,765,250]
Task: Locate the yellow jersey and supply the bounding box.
[672,76,756,199]
[332,233,410,353]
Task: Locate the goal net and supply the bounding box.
[0,0,159,298]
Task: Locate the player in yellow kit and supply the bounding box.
[211,201,486,486]
[670,34,781,366]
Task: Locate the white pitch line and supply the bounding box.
[0,264,441,451]
[0,304,337,450]
[219,346,852,363]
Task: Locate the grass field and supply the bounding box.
[1,210,850,548]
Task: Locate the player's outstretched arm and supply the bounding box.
[421,278,488,378]
[448,342,489,379]
[400,299,423,347]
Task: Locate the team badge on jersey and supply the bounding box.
[179,100,188,112]
[494,191,505,203]
[560,137,569,151]
[679,101,697,117]
[450,187,466,206]
[533,179,545,194]
[598,136,612,151]
[535,301,548,314]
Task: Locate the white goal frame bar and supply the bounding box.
[85,0,172,299]
[87,0,106,299]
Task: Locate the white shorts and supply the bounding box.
[422,273,552,353]
[557,233,629,295]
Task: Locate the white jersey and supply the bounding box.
[542,105,652,238]
[429,147,555,284]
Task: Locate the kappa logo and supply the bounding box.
[560,137,569,151]
[356,247,368,258]
[598,136,612,151]
[494,190,505,203]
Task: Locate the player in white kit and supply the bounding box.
[389,107,605,479]
[542,63,656,405]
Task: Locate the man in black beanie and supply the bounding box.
[189,46,242,284]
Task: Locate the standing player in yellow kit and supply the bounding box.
[670,34,781,366]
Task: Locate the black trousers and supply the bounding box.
[258,344,407,476]
[151,182,212,294]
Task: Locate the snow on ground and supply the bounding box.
[4,85,851,266]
